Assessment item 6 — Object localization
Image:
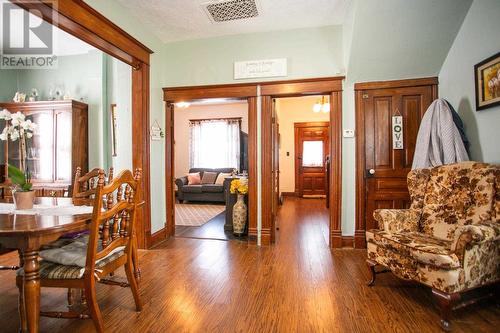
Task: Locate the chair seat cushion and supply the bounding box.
[17,250,125,280]
[366,229,461,269]
[39,235,125,268]
[201,184,224,193]
[181,185,203,193]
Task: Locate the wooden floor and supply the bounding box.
[0,197,498,332]
[175,211,247,241]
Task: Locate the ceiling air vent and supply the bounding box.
[202,0,260,23]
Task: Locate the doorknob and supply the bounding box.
[369,169,375,174]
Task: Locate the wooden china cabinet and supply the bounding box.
[0,100,88,197]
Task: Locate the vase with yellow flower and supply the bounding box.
[230,178,248,236]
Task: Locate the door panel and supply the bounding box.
[363,86,433,231]
[295,122,329,196]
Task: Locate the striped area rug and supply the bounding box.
[175,204,225,227]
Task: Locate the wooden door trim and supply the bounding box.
[354,77,438,91]
[261,77,344,96]
[294,122,330,197]
[12,0,153,248]
[11,0,152,67]
[163,83,258,101]
[354,77,438,248]
[261,78,343,248]
[163,84,258,242]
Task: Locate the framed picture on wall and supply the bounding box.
[474,51,500,111]
[110,104,117,157]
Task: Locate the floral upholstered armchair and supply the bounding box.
[366,162,500,331]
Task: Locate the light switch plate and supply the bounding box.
[343,129,355,138]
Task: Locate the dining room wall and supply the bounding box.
[106,56,133,174]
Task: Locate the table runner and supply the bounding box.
[0,203,93,215]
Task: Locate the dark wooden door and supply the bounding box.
[362,86,433,231]
[295,122,329,197]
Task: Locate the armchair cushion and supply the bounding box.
[367,230,460,269]
[373,209,420,233]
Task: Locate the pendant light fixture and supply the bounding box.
[313,95,330,113]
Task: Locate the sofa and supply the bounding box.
[366,162,499,331]
[176,168,234,203]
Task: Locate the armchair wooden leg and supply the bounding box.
[432,289,461,331]
[366,259,378,286]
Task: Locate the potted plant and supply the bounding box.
[0,109,37,209]
[230,178,249,236]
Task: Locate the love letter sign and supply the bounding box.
[392,116,403,149]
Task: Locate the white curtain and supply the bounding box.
[189,119,241,169]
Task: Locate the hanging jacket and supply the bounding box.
[445,100,470,155]
[412,98,469,169]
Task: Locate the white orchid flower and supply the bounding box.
[21,119,31,129]
[10,112,25,126]
[10,129,19,141]
[0,109,12,121]
[26,132,33,139]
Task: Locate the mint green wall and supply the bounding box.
[163,26,344,87]
[14,51,107,169]
[106,56,133,172]
[84,0,167,234]
[439,0,500,163]
[0,70,18,101]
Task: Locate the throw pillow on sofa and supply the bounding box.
[215,172,232,185]
[187,172,201,185]
[201,171,218,184]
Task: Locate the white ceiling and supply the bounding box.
[115,0,350,43]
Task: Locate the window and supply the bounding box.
[302,141,323,167]
[190,119,241,169]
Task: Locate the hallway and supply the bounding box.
[0,198,498,332]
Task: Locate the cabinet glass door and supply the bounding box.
[24,110,54,182]
[55,111,72,182]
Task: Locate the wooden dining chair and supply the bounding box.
[72,167,114,206]
[72,166,140,280]
[17,169,142,333]
[0,248,19,271]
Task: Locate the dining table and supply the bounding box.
[0,197,120,333]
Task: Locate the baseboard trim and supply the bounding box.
[281,191,298,197]
[354,231,367,249]
[261,228,272,245]
[341,236,354,248]
[149,226,168,248]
